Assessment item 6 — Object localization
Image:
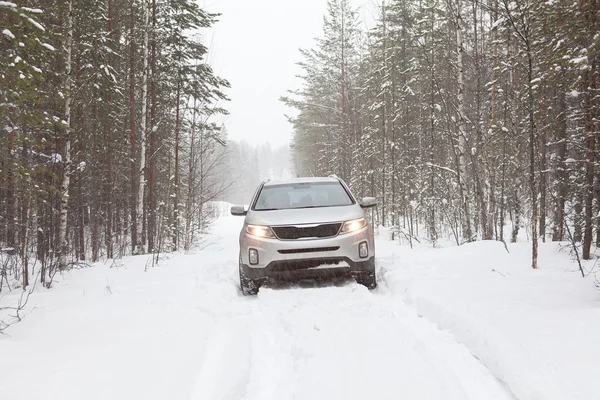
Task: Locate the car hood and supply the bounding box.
[245,205,363,226]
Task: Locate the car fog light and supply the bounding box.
[359,241,368,258]
[249,248,259,265]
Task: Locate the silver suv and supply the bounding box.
[231,176,377,295]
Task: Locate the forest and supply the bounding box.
[1,0,232,289]
[1,0,599,293]
[1,1,597,393]
[284,0,599,268]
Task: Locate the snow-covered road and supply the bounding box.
[191,217,512,400]
[1,215,514,400]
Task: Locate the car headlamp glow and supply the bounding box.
[245,224,275,238]
[341,218,367,233]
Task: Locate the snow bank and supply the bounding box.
[381,239,600,400]
[413,293,567,400]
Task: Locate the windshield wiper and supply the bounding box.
[257,208,280,211]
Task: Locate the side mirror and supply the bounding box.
[230,205,247,216]
[359,197,377,208]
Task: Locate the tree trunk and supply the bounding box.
[499,135,507,242]
[472,0,490,240]
[455,0,472,243]
[553,88,567,241]
[185,98,197,252]
[76,62,85,262]
[5,126,16,250]
[148,0,157,254]
[58,0,74,270]
[590,1,600,248]
[105,0,115,259]
[135,0,149,255]
[526,48,538,268]
[488,0,499,240]
[380,1,387,227]
[574,192,583,243]
[21,196,29,289]
[129,0,137,255]
[173,78,181,250]
[539,95,547,243]
[511,188,520,243]
[582,69,595,260]
[37,194,47,285]
[581,0,596,258]
[91,203,99,262]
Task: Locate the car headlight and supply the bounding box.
[341,218,367,233]
[245,224,275,238]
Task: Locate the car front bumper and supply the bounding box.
[240,256,375,282]
[239,226,375,281]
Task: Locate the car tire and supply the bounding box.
[239,254,259,296]
[355,269,377,289]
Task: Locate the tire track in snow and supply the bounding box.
[234,284,476,400]
[242,302,298,400]
[190,321,252,400]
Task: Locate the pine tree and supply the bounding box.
[0,0,229,289]
[283,0,363,197]
[285,0,598,269]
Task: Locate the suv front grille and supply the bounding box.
[272,223,342,240]
[278,246,340,254]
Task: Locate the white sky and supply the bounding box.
[202,0,377,147]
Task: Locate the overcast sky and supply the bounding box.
[201,0,376,147]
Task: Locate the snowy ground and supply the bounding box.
[1,215,598,400]
[380,235,600,400]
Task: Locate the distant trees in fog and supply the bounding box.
[223,141,292,206]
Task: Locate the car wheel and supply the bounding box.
[355,270,377,289]
[239,254,259,296]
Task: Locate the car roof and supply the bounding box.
[263,177,340,187]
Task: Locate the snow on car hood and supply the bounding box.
[245,205,364,226]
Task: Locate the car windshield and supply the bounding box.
[254,182,354,210]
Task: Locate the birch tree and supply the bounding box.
[452,0,473,242]
[135,0,149,255]
[58,0,74,271]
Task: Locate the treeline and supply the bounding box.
[0,0,229,290]
[284,0,598,266]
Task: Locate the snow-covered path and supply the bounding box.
[192,216,512,400]
[198,286,512,400]
[1,216,513,400]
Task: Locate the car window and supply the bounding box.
[254,182,354,210]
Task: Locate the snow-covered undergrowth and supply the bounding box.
[380,235,600,400]
[0,215,597,400]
